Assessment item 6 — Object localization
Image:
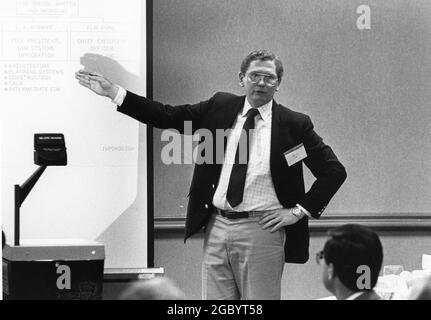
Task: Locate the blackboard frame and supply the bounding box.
[146,0,154,268]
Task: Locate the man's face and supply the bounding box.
[240,59,280,108]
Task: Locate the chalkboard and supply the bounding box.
[151,0,431,219]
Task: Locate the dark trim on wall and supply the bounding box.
[146,0,154,268]
[154,213,431,233]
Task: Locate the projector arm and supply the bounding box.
[15,165,47,246]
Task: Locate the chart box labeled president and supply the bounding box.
[3,239,105,300]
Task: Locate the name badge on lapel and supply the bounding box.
[284,143,307,167]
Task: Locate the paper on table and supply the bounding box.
[422,254,431,270]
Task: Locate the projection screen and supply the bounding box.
[1,0,149,273]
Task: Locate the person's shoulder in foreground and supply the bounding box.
[119,277,186,300]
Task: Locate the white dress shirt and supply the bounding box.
[212,98,283,211]
[112,85,127,105]
[345,291,365,300]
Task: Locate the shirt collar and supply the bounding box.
[345,291,365,300]
[241,98,272,122]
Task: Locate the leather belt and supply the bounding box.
[216,208,265,219]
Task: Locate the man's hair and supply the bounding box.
[240,50,284,81]
[323,224,383,291]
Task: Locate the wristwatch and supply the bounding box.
[291,206,304,219]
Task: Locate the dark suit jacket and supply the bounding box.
[118,91,347,263]
[354,290,383,300]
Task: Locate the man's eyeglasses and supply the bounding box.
[315,250,325,265]
[246,73,278,87]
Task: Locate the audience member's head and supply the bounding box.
[407,274,431,300]
[317,224,383,300]
[119,277,185,300]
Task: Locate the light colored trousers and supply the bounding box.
[202,213,286,300]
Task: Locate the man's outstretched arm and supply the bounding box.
[75,69,216,133]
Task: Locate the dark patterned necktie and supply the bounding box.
[226,107,260,208]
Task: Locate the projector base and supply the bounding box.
[3,240,105,300]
